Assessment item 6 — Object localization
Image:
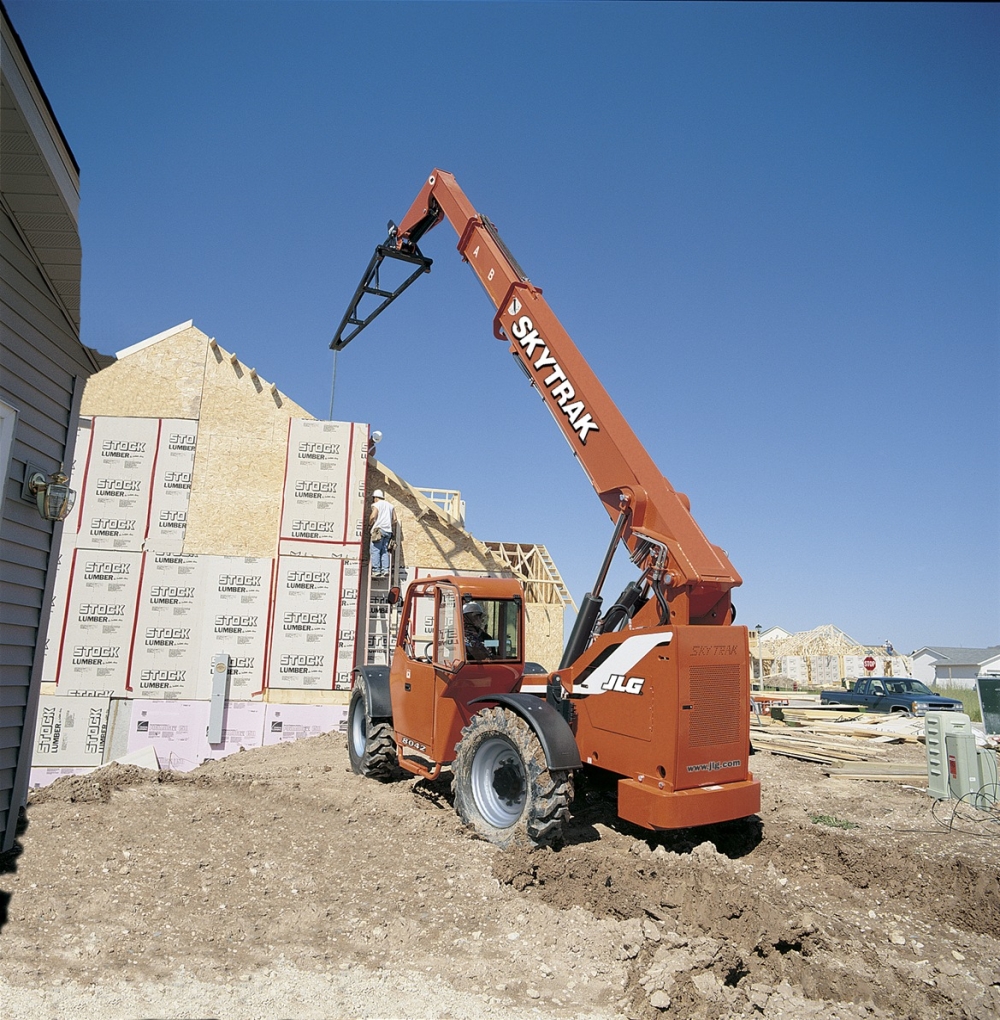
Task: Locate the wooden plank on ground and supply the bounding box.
[752,726,887,758]
[822,759,927,783]
[789,721,919,743]
[752,741,838,764]
[823,762,926,776]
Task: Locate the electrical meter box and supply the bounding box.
[944,732,979,800]
[977,748,998,808]
[925,712,971,800]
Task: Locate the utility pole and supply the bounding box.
[755,624,764,691]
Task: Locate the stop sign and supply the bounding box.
[863,656,876,672]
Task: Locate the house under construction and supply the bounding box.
[29,321,570,783]
[754,624,913,688]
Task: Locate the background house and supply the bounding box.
[910,646,1000,689]
[0,6,105,851]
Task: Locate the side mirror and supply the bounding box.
[387,586,401,606]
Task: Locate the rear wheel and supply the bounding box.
[347,675,396,780]
[452,706,573,848]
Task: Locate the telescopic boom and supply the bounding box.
[332,169,741,628]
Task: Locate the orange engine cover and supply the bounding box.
[569,624,759,829]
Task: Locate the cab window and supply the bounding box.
[404,589,435,660]
[435,588,460,665]
[462,597,521,661]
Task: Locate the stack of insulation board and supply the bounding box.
[32,415,368,784]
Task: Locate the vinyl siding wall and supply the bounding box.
[0,203,91,851]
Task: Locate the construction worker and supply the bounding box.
[369,489,395,577]
[462,602,493,661]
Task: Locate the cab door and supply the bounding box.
[389,582,463,760]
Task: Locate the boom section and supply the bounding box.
[395,171,741,624]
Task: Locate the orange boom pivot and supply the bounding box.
[335,169,759,845]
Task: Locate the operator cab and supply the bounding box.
[389,576,528,768]
[400,578,524,671]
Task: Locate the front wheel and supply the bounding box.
[452,706,574,848]
[347,675,396,780]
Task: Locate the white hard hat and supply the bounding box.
[463,602,484,616]
[372,489,384,499]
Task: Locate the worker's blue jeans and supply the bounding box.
[370,534,391,575]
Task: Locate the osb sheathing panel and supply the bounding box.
[367,465,564,668]
[367,465,498,575]
[524,604,565,672]
[183,343,312,557]
[81,326,313,558]
[80,326,210,419]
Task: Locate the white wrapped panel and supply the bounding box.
[336,558,361,689]
[130,552,203,700]
[56,548,143,696]
[277,419,369,558]
[196,556,274,699]
[146,419,197,551]
[809,655,840,687]
[40,533,74,681]
[842,655,866,678]
[59,417,92,536]
[76,416,159,551]
[263,704,347,744]
[267,556,351,690]
[31,694,112,766]
[780,656,808,683]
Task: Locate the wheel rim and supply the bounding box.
[471,736,526,828]
[350,697,367,757]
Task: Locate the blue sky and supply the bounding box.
[8,1,998,654]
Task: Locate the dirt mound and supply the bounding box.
[2,733,998,1019]
[28,763,192,804]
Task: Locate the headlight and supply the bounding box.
[912,701,927,716]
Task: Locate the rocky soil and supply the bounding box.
[1,731,998,1019]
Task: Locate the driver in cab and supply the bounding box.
[462,602,494,661]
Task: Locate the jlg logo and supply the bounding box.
[600,673,645,695]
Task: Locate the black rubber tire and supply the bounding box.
[347,675,396,780]
[452,706,574,848]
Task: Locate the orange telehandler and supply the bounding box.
[332,170,760,847]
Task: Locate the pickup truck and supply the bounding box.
[820,676,964,716]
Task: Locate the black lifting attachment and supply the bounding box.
[330,222,433,351]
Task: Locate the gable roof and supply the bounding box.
[1,3,84,335]
[116,319,195,359]
[911,645,1000,666]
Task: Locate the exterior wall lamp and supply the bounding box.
[23,463,77,522]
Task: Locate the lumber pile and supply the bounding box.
[770,707,923,744]
[751,708,928,781]
[751,726,886,764]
